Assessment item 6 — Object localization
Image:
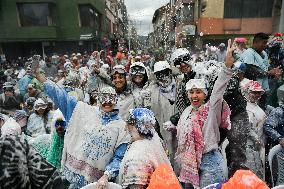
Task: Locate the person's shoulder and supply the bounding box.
[109,118,126,126]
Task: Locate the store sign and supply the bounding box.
[80,34,94,40]
[182,25,196,35]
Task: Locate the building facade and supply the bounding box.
[152,0,281,50]
[0,0,110,59]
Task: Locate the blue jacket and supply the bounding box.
[264,105,284,142]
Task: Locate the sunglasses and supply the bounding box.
[173,54,192,66]
[130,66,146,75]
[34,104,47,110]
[55,120,66,128]
[98,94,117,104]
[4,87,14,92]
[111,68,126,76]
[155,69,171,80]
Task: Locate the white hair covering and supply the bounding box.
[185,79,208,96]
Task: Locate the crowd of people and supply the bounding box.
[0,32,284,189]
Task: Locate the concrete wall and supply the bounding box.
[202,0,224,18]
[198,17,273,35]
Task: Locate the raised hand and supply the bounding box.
[225,39,237,68]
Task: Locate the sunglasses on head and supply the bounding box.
[173,54,192,66]
[130,66,146,75]
[155,69,171,79]
[34,104,47,110]
[4,87,14,92]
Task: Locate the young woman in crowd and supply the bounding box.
[119,108,171,189]
[110,65,135,120]
[173,40,234,188]
[27,98,53,137]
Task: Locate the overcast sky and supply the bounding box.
[124,0,169,36]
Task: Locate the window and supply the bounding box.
[17,3,54,26]
[182,3,194,22]
[78,4,101,29]
[224,0,273,18]
[105,18,111,33]
[79,5,95,27]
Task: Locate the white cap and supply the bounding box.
[185,79,208,95]
[154,61,171,73]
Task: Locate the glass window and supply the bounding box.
[79,4,101,29]
[182,3,194,22]
[224,0,273,18]
[105,17,111,33]
[17,3,54,26]
[79,5,94,27]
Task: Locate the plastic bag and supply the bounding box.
[221,170,269,189]
[147,164,182,189]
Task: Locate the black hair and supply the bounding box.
[253,32,269,43]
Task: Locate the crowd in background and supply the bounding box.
[0,32,284,189]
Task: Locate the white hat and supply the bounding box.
[185,79,208,95]
[154,61,171,73]
[1,118,21,136]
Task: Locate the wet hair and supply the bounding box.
[253,33,269,43]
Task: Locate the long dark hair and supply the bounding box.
[35,107,51,134]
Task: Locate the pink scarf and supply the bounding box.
[176,100,231,187]
[176,104,209,187]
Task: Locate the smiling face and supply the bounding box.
[101,102,115,112]
[188,88,206,109]
[112,73,126,92]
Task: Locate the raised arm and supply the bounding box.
[36,73,77,123]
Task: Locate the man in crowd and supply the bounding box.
[0,82,23,116]
[241,32,282,109]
